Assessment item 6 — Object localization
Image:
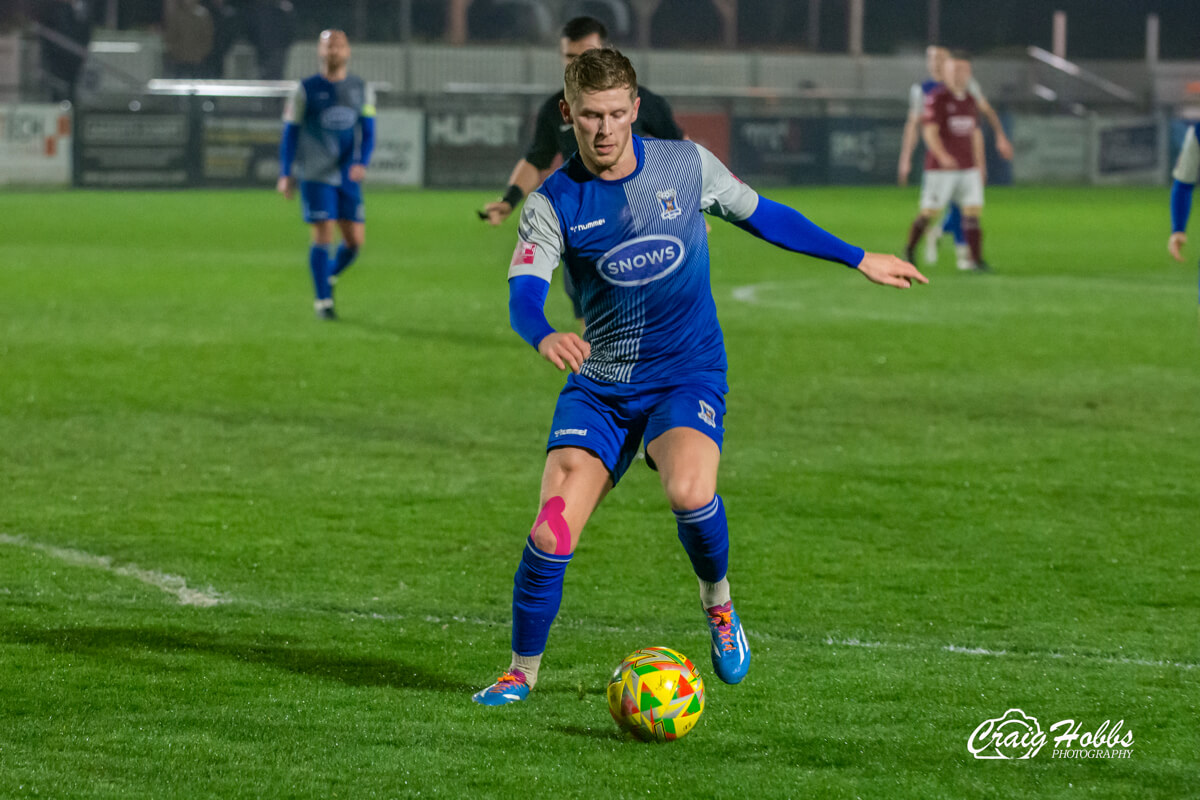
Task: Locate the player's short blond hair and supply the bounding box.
[564,47,637,104]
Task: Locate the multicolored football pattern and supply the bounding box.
[607,646,705,742]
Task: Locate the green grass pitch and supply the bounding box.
[1,185,1198,798]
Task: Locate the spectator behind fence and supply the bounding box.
[163,0,213,78]
[245,0,294,80]
[201,0,240,78]
[38,0,92,102]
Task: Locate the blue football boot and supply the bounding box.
[705,601,751,684]
[472,669,531,706]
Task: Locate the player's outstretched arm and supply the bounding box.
[733,196,864,266]
[856,252,929,289]
[731,196,926,288]
[1169,180,1194,262]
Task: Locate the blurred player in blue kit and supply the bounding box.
[1169,120,1200,300]
[277,29,376,320]
[473,48,927,706]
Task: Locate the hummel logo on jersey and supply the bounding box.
[569,218,606,233]
[657,188,682,220]
[697,400,717,428]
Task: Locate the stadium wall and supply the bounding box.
[12,33,1197,189]
[21,32,1192,108]
[63,93,1168,190]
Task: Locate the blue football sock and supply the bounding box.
[674,495,729,584]
[511,539,572,657]
[332,244,358,278]
[944,204,965,245]
[309,244,332,301]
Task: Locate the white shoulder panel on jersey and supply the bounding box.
[696,143,759,222]
[283,82,305,123]
[508,190,564,281]
[908,83,924,116]
[1172,125,1200,184]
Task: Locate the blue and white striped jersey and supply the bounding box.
[508,135,759,385]
[282,73,375,185]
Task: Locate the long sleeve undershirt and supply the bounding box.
[1171,179,1194,234]
[734,196,865,268]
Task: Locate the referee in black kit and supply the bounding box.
[481,16,686,323]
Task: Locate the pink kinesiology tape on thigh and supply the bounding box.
[531,496,572,555]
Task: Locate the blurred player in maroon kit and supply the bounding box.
[904,53,988,271]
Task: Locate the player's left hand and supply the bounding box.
[856,252,929,289]
[276,175,295,199]
[1168,232,1188,263]
[349,164,367,183]
[538,332,591,373]
[996,135,1015,161]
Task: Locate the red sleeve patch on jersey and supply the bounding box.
[511,241,537,267]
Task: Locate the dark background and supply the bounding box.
[7,0,1199,59]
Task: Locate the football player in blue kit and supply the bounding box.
[473,48,927,706]
[1169,120,1200,300]
[277,29,376,320]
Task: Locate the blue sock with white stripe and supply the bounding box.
[309,244,332,302]
[511,539,573,658]
[674,495,729,586]
[332,244,358,278]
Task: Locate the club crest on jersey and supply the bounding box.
[697,400,717,428]
[656,188,682,220]
[597,235,686,287]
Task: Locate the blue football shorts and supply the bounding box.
[546,373,728,485]
[300,179,365,224]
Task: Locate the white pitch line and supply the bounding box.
[0,533,226,607]
[824,637,1199,671]
[732,274,1183,305]
[731,284,762,304]
[4,534,1195,672]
